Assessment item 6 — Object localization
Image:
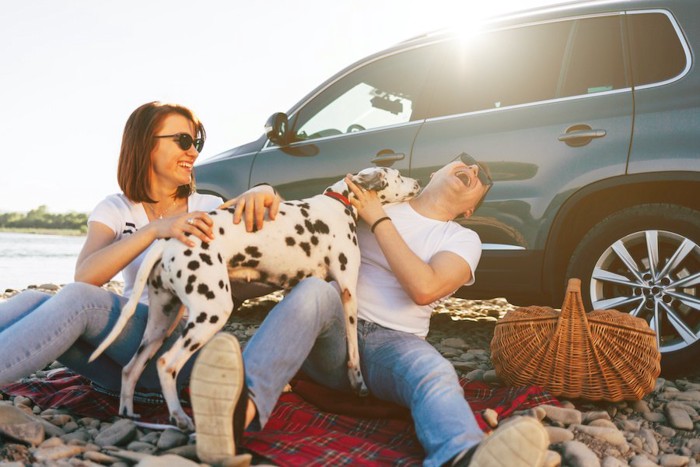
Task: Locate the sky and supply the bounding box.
[1,0,566,214]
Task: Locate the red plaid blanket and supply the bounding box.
[2,370,558,466]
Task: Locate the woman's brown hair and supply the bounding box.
[117,101,206,203]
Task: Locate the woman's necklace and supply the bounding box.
[145,198,181,219]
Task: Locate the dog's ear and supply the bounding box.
[352,168,387,192]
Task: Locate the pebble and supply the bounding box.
[2,283,700,466]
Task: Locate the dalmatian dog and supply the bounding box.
[89,167,421,431]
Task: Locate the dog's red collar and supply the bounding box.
[324,191,352,207]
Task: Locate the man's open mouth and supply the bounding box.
[456,172,471,187]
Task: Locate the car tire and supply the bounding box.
[565,203,700,378]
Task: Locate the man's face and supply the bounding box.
[430,157,492,217]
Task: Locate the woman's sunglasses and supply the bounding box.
[453,152,493,187]
[154,133,205,152]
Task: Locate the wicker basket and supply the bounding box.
[490,278,660,401]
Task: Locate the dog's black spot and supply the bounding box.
[209,210,218,216]
[245,246,262,258]
[219,227,225,235]
[184,249,192,256]
[183,322,195,338]
[338,253,348,271]
[311,235,318,245]
[295,224,304,235]
[304,219,315,234]
[197,284,216,300]
[136,344,145,356]
[196,312,208,323]
[242,259,259,268]
[352,236,357,246]
[199,253,213,265]
[230,253,246,267]
[176,270,182,278]
[184,338,191,348]
[209,315,219,324]
[219,280,225,289]
[380,194,386,200]
[201,242,210,250]
[187,260,200,271]
[227,207,236,214]
[299,242,311,257]
[190,343,201,352]
[171,370,177,379]
[217,253,223,264]
[185,275,197,294]
[286,237,296,246]
[280,273,288,284]
[324,256,330,265]
[313,220,330,234]
[349,316,355,325]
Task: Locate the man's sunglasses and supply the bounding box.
[154,133,205,152]
[453,152,493,187]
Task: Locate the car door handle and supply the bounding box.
[371,150,405,167]
[558,124,607,147]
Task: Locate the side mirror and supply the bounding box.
[265,112,289,146]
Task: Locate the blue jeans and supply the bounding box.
[244,278,484,466]
[0,282,194,392]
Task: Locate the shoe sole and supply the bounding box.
[190,333,244,465]
[470,416,549,467]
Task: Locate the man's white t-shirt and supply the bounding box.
[88,192,223,303]
[356,202,482,337]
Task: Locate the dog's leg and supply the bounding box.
[119,290,183,419]
[339,285,368,396]
[157,283,234,431]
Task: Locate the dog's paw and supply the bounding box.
[170,411,195,432]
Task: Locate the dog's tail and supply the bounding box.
[88,240,166,362]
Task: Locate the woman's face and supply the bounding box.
[150,113,199,190]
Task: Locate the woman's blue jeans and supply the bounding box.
[244,277,484,466]
[0,282,193,392]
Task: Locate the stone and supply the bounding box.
[658,453,691,467]
[83,450,121,464]
[602,456,628,467]
[32,444,85,462]
[541,405,583,426]
[574,424,627,446]
[584,411,612,423]
[664,406,694,431]
[545,426,574,444]
[127,440,158,454]
[0,403,45,446]
[562,440,601,467]
[94,419,138,447]
[136,454,203,467]
[440,337,468,350]
[543,450,562,467]
[482,409,498,429]
[629,454,660,467]
[639,428,659,456]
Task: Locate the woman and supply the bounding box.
[0,101,277,393]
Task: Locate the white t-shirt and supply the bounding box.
[88,192,223,303]
[357,202,482,337]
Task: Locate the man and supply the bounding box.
[190,154,549,467]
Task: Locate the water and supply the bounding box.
[0,232,86,290]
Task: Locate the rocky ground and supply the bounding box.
[1,283,699,466]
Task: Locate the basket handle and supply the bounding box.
[559,278,590,323]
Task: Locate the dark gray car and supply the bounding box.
[195,0,700,376]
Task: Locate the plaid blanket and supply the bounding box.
[1,370,558,466]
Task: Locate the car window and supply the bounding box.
[426,14,631,118]
[557,15,628,97]
[291,44,440,143]
[626,12,687,86]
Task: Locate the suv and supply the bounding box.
[195,0,700,376]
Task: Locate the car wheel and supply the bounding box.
[566,203,700,377]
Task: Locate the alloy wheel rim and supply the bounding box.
[589,229,700,353]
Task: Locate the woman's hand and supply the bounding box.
[151,211,215,247]
[345,174,386,225]
[219,184,281,232]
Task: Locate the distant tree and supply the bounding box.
[0,206,88,231]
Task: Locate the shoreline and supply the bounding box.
[0,228,85,237]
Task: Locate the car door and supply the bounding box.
[410,14,635,299]
[248,43,445,200]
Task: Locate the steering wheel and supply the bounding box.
[346,123,366,133]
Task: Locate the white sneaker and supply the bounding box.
[468,416,549,467]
